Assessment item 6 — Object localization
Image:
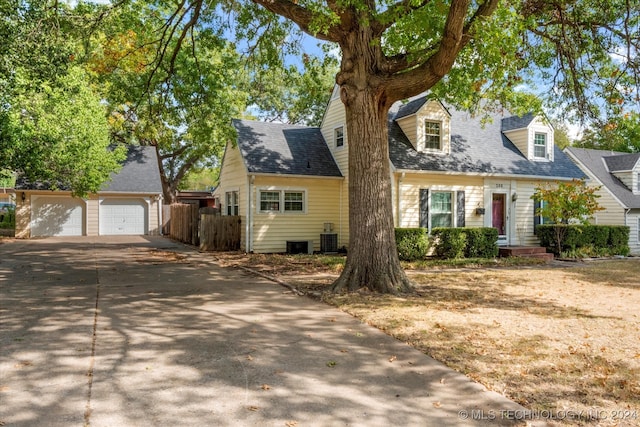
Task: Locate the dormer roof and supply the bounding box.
[603,152,640,172]
[501,113,536,132]
[394,96,451,120]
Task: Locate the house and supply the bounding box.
[14,145,164,238]
[215,86,585,253]
[176,190,218,208]
[565,147,640,254]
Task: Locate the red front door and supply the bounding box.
[492,193,506,235]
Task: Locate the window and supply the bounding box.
[424,120,442,150]
[534,200,552,226]
[431,191,452,228]
[259,189,306,213]
[225,191,238,215]
[534,133,547,158]
[335,126,344,147]
[284,191,304,211]
[638,217,640,243]
[637,173,640,192]
[260,191,280,212]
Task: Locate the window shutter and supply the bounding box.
[534,200,541,227]
[456,191,465,227]
[419,189,429,229]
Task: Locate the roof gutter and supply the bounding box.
[247,172,344,180]
[392,169,579,182]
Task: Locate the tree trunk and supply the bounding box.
[331,86,414,294]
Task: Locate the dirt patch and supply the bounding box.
[221,253,640,426]
[134,248,189,263]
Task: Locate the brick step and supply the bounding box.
[499,246,549,257]
[517,252,554,262]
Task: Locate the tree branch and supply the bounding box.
[251,0,342,42]
[383,0,499,102]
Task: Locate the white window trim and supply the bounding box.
[257,187,307,214]
[533,132,549,160]
[423,119,444,153]
[427,189,456,233]
[334,125,345,149]
[224,188,239,216]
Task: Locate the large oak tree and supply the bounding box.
[131,0,637,293]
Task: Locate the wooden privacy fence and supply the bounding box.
[169,204,199,246]
[199,215,242,251]
[168,203,241,251]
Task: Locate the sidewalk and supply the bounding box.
[0,236,536,426]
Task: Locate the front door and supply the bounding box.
[492,193,507,244]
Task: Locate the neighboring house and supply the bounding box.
[177,190,218,208]
[565,147,640,255]
[15,145,164,238]
[216,86,585,253]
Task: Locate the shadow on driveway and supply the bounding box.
[1,236,530,426]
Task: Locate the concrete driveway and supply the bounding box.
[1,236,533,426]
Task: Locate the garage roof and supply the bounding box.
[102,146,163,193]
[16,145,163,194]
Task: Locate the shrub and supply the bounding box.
[465,228,499,258]
[395,228,429,261]
[536,224,629,257]
[431,228,467,259]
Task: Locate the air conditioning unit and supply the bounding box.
[286,240,314,254]
[320,233,338,253]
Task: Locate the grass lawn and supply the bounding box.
[217,253,640,426]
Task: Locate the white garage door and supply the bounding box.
[100,198,147,235]
[31,197,84,237]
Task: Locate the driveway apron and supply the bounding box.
[1,236,533,426]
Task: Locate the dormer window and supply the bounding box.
[335,126,344,148]
[534,133,547,159]
[425,120,442,150]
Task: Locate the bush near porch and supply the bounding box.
[536,224,630,257]
[431,227,499,259]
[394,227,499,260]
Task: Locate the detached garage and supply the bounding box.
[14,146,164,238]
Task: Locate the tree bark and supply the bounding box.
[331,86,413,294]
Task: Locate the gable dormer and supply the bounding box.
[502,113,555,162]
[603,152,640,194]
[395,98,451,154]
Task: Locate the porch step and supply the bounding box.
[499,246,554,262]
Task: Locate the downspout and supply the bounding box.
[397,173,405,227]
[339,181,343,248]
[246,175,255,252]
[158,194,163,235]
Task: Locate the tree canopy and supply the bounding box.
[1,0,637,292]
[0,0,126,196]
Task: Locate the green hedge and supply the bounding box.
[431,227,498,259]
[0,210,15,229]
[395,228,429,261]
[536,224,630,257]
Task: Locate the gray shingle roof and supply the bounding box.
[16,145,163,194]
[565,147,640,209]
[102,145,163,193]
[389,99,585,179]
[603,152,640,172]
[233,119,342,177]
[501,113,535,131]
